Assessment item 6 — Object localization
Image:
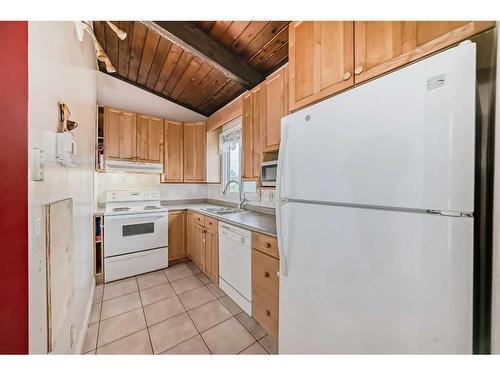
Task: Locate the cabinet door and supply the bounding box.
[104,107,137,160]
[186,213,195,261]
[194,224,205,270]
[263,65,288,152]
[184,121,206,182]
[137,115,163,163]
[251,86,263,179]
[119,111,137,160]
[147,116,163,162]
[204,228,219,285]
[168,211,186,262]
[289,21,354,111]
[242,92,254,180]
[354,21,495,83]
[289,21,315,107]
[252,249,280,338]
[162,120,184,183]
[315,22,354,97]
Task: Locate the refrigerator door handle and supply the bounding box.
[276,121,289,277]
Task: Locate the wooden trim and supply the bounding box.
[145,21,264,89]
[289,77,353,112]
[354,21,495,84]
[288,22,297,110]
[206,92,245,132]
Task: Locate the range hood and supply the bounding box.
[105,160,164,174]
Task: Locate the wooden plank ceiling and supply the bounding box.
[93,21,289,116]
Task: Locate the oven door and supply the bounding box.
[104,213,168,257]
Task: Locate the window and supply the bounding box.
[220,125,242,194]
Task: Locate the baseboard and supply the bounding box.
[74,281,95,354]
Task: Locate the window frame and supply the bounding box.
[220,122,242,199]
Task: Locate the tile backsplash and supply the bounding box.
[95,172,208,204]
[207,184,276,209]
[95,172,275,209]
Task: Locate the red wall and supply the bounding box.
[0,21,29,354]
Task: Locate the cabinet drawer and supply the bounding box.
[192,212,205,226]
[252,249,279,338]
[252,232,279,259]
[204,216,218,232]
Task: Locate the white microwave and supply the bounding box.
[261,160,278,187]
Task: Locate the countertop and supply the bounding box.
[94,202,277,237]
[164,203,277,237]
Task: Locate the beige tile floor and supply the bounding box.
[84,261,277,355]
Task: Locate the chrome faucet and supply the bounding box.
[222,180,247,210]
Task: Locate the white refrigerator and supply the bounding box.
[277,42,476,354]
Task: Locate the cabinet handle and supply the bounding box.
[343,72,351,80]
[354,66,364,75]
[264,242,271,248]
[265,310,271,317]
[264,271,270,278]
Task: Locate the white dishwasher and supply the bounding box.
[218,222,252,315]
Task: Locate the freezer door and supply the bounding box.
[278,202,473,354]
[279,43,476,213]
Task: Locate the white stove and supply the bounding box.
[103,190,168,282]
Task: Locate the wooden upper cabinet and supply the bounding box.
[263,65,288,152]
[354,21,495,83]
[289,21,354,111]
[104,107,137,160]
[136,114,163,163]
[162,120,184,183]
[242,87,263,181]
[251,85,263,179]
[242,92,254,180]
[183,121,206,182]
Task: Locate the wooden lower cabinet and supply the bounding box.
[168,211,186,262]
[252,247,279,338]
[193,222,205,269]
[186,212,196,261]
[204,228,219,284]
[186,211,219,284]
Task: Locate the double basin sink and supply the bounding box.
[201,207,247,215]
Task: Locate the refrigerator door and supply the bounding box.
[278,202,473,354]
[279,43,476,213]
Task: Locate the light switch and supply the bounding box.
[31,148,44,181]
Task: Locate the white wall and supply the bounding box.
[28,21,97,354]
[96,172,208,204]
[97,72,206,122]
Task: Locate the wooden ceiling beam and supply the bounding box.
[143,21,264,89]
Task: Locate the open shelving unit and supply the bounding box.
[93,214,104,284]
[95,106,105,172]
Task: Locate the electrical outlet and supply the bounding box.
[69,324,76,348]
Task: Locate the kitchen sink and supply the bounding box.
[201,207,240,215]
